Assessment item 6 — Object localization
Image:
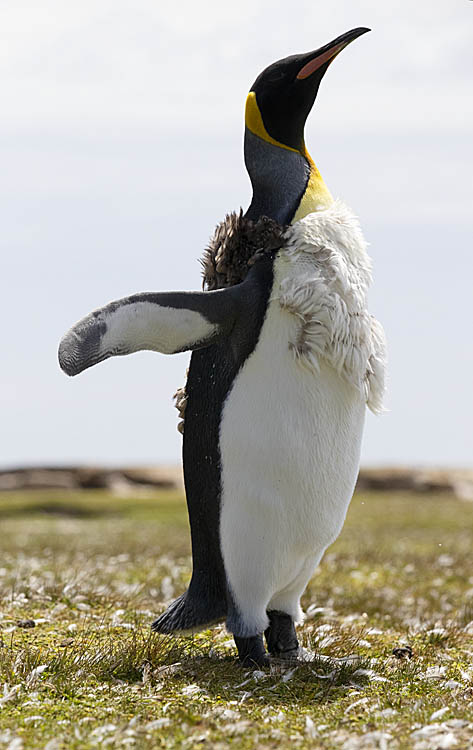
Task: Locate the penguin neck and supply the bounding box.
[292,147,334,222]
[244,128,333,225]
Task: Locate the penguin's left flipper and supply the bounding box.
[58,288,239,377]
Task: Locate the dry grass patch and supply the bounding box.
[0,488,473,748]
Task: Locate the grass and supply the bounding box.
[1,488,473,748]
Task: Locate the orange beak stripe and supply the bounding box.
[296,42,347,80]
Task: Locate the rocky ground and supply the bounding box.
[1,466,473,500]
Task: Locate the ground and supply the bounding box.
[0,488,472,749]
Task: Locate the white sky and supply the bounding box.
[1,0,472,468]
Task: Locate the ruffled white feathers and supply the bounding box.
[276,200,386,414]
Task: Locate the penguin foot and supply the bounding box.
[265,610,299,658]
[234,634,270,668]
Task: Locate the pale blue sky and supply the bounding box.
[1,0,472,468]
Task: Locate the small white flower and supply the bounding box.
[305,716,318,738]
[145,719,171,730]
[180,684,201,696]
[430,707,450,721]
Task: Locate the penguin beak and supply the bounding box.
[296,27,370,80]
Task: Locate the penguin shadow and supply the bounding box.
[154,632,371,705]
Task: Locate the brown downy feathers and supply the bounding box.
[201,211,287,290]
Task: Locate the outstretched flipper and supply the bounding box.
[58,251,278,643]
[58,289,239,376]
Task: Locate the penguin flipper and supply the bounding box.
[58,289,239,377]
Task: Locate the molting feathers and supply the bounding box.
[277,200,386,413]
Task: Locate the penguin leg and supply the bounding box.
[226,587,270,668]
[58,288,240,376]
[234,634,269,668]
[265,552,323,660]
[264,611,299,659]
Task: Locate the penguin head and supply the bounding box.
[244,28,370,224]
[246,27,370,154]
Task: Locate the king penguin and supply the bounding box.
[58,28,386,667]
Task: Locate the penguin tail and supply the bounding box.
[152,589,227,635]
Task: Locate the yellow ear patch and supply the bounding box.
[245,92,299,154]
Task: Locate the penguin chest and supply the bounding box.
[219,292,366,558]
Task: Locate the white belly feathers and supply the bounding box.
[219,201,386,635]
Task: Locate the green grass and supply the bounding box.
[1,488,473,748]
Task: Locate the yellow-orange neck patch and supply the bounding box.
[245,92,333,222]
[292,150,333,222]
